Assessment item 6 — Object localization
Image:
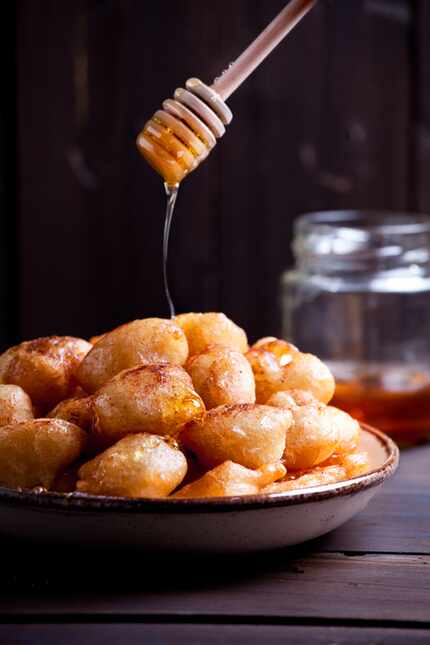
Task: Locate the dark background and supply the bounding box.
[2,0,429,350]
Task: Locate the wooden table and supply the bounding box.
[0,443,429,644]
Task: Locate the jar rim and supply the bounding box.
[295,210,430,236]
[293,210,430,271]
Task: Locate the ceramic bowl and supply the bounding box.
[0,424,398,553]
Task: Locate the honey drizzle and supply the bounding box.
[163,182,179,318]
[138,84,225,316]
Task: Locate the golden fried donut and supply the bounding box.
[245,348,283,403]
[186,346,255,409]
[174,460,286,498]
[77,433,187,497]
[252,337,298,366]
[0,336,92,412]
[266,388,319,409]
[181,403,291,469]
[283,404,341,470]
[77,318,189,393]
[0,419,86,489]
[93,364,205,445]
[263,464,347,493]
[323,449,369,478]
[280,353,335,404]
[0,384,33,426]
[175,312,248,356]
[48,395,93,433]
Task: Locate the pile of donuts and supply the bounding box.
[0,313,369,498]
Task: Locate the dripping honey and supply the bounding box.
[137,118,208,187]
[137,110,214,315]
[163,183,179,318]
[332,369,430,445]
[137,114,207,315]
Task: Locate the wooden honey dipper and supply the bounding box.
[136,0,317,186]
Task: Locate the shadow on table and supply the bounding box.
[0,535,325,595]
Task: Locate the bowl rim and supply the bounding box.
[0,424,399,514]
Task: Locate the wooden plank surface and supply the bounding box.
[1,553,428,623]
[0,3,19,351]
[319,443,430,553]
[8,2,430,639]
[320,0,411,212]
[1,624,430,644]
[16,0,89,340]
[0,444,428,623]
[415,0,430,212]
[318,488,430,554]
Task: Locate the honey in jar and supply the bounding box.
[331,363,430,445]
[281,211,430,445]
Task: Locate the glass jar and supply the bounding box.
[281,211,430,445]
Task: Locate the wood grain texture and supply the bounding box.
[1,624,430,644]
[1,552,429,622]
[16,0,89,339]
[320,0,411,211]
[14,0,420,341]
[318,489,430,554]
[0,445,429,621]
[7,3,430,638]
[415,0,430,213]
[0,3,18,351]
[218,0,327,338]
[320,443,430,553]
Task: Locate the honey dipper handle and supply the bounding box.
[211,0,317,101]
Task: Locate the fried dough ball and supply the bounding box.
[341,450,369,477]
[182,403,291,469]
[264,447,369,494]
[186,347,255,409]
[266,389,319,409]
[175,312,248,356]
[246,339,299,403]
[283,405,341,470]
[323,449,369,478]
[246,349,335,405]
[0,384,34,426]
[252,337,298,366]
[263,464,347,494]
[173,460,286,498]
[77,318,189,393]
[48,395,93,433]
[89,334,104,346]
[245,348,283,403]
[77,433,187,498]
[0,419,86,489]
[269,389,359,462]
[280,353,335,404]
[0,336,92,412]
[93,364,205,445]
[327,407,360,453]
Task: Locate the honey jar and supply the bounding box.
[281,211,430,445]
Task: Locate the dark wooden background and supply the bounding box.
[2,0,429,348]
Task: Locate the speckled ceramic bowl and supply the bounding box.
[0,424,398,552]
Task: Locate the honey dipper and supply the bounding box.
[136,0,317,186]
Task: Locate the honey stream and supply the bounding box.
[163,182,179,318]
